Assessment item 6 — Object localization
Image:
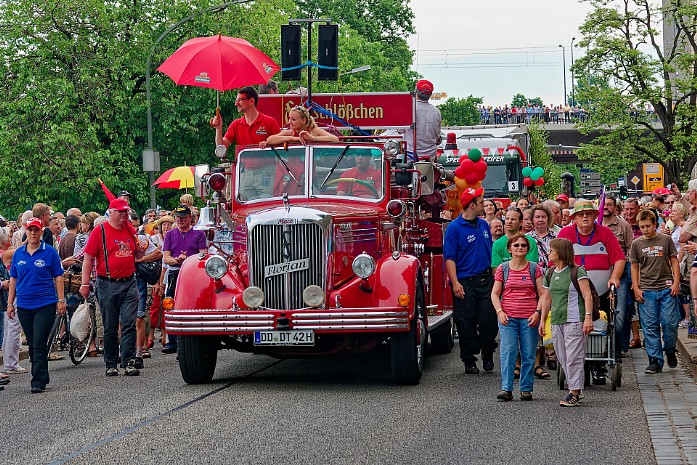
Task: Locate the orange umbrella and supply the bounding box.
[153,166,195,189]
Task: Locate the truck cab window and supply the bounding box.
[237,148,306,202]
[313,147,384,200]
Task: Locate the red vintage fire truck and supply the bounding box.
[164,93,455,385]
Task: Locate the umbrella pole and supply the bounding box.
[216,90,220,118]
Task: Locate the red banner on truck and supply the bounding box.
[257,92,415,130]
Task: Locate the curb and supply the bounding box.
[676,327,697,380]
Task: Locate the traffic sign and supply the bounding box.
[631,176,640,185]
[643,163,663,192]
[618,177,626,187]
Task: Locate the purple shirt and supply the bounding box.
[162,227,207,270]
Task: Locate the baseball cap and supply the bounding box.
[25,217,43,230]
[416,79,434,95]
[117,190,133,198]
[109,198,130,211]
[556,194,569,203]
[172,204,192,217]
[460,187,484,207]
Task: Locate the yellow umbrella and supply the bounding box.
[153,166,195,189]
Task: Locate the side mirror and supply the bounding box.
[414,162,435,196]
[194,164,210,198]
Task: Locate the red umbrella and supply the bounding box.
[157,34,280,114]
[652,187,671,196]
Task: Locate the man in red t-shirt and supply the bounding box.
[80,198,145,377]
[336,153,382,198]
[211,86,281,200]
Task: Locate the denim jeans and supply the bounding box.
[498,317,539,392]
[137,275,148,318]
[614,263,631,357]
[639,288,680,368]
[17,304,56,390]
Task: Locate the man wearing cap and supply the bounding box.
[556,194,570,211]
[558,199,626,382]
[161,204,207,354]
[80,198,146,377]
[117,190,132,202]
[444,187,498,374]
[402,80,442,160]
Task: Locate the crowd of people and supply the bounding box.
[0,191,203,392]
[476,103,660,126]
[444,185,693,406]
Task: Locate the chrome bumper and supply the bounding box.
[165,308,410,334]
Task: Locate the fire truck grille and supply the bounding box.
[249,223,326,310]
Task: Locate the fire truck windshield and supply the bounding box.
[237,148,306,201]
[312,147,384,200]
[482,163,514,195]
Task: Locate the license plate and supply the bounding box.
[253,330,315,346]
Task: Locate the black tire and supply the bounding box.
[46,313,63,353]
[391,276,426,385]
[611,364,622,391]
[584,364,591,387]
[429,319,454,354]
[617,363,622,388]
[179,335,219,384]
[557,365,566,390]
[69,309,95,365]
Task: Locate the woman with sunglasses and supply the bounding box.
[7,218,65,393]
[491,232,543,401]
[266,106,339,145]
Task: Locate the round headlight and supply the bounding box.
[242,286,265,308]
[384,140,399,156]
[204,255,227,280]
[302,285,325,308]
[352,253,376,279]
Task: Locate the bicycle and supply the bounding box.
[46,294,97,365]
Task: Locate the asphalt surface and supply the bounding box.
[1,342,655,465]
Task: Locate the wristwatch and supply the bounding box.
[58,298,66,303]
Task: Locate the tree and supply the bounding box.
[573,0,697,188]
[529,97,544,107]
[511,93,528,107]
[528,123,562,198]
[438,96,483,126]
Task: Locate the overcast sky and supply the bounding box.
[407,0,595,107]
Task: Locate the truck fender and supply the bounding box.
[372,253,422,319]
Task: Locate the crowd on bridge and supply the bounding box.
[475,104,660,125]
[444,184,694,406]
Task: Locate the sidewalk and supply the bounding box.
[677,327,697,381]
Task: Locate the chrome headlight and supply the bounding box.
[384,140,400,156]
[352,253,376,279]
[242,286,264,308]
[204,255,227,280]
[302,285,325,308]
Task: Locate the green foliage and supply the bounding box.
[438,96,483,126]
[528,123,561,198]
[0,0,416,217]
[511,93,528,107]
[573,0,697,189]
[529,97,544,107]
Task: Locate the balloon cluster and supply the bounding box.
[522,166,545,188]
[446,148,488,216]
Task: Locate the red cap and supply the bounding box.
[416,79,434,95]
[460,187,484,207]
[109,198,130,211]
[555,194,569,203]
[25,217,43,230]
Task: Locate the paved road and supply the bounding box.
[2,344,657,465]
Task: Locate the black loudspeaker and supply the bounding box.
[317,24,338,81]
[281,25,301,81]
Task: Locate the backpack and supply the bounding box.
[501,261,539,300]
[545,265,600,321]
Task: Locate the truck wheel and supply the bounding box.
[178,335,218,384]
[391,276,426,385]
[429,319,454,354]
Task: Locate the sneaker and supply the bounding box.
[31,387,44,394]
[496,390,513,401]
[560,392,580,407]
[133,357,144,369]
[482,354,494,372]
[645,362,662,374]
[4,366,27,374]
[464,361,480,374]
[124,360,140,377]
[520,391,533,401]
[679,320,689,328]
[666,352,678,368]
[105,367,118,377]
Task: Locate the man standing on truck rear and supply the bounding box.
[402,80,442,160]
[444,187,498,375]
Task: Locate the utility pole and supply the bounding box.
[558,44,567,106]
[571,37,576,107]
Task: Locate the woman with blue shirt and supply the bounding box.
[6,217,65,394]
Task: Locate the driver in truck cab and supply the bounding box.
[336,152,383,198]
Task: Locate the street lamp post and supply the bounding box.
[571,37,576,107]
[558,44,567,106]
[145,0,254,208]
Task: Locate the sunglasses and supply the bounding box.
[511,243,528,248]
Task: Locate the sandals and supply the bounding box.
[535,366,551,379]
[629,339,642,349]
[514,367,520,379]
[560,392,580,407]
[48,353,64,361]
